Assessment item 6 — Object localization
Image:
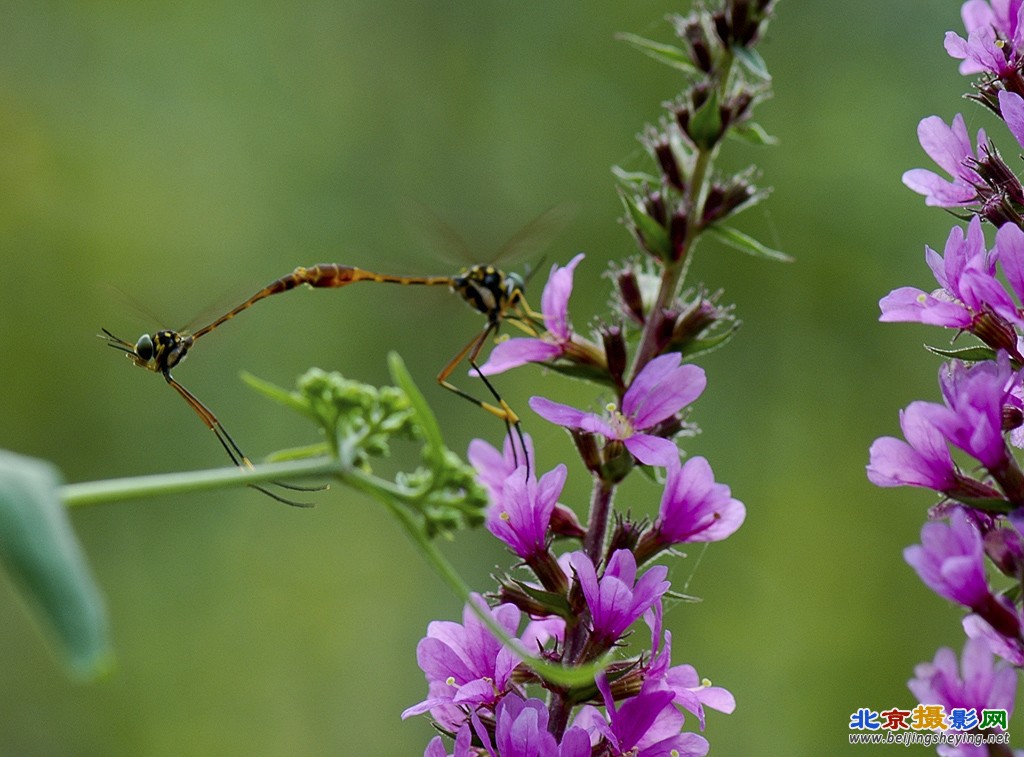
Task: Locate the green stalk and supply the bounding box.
[60,458,339,508]
[630,50,736,377]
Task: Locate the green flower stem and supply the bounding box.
[60,458,340,508]
[630,51,735,377]
[347,466,474,596]
[342,465,601,688]
[631,143,713,377]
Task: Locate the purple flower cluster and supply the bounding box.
[908,638,1017,748]
[408,420,744,754]
[868,357,1024,505]
[874,0,1024,736]
[402,3,777,753]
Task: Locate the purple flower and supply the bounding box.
[879,216,1008,330]
[403,595,530,728]
[902,115,985,207]
[468,433,536,504]
[478,254,586,375]
[990,219,1024,331]
[867,402,960,492]
[486,463,567,560]
[470,435,585,543]
[964,610,1024,666]
[946,0,1024,76]
[530,353,706,466]
[569,549,670,648]
[470,697,591,757]
[424,726,471,757]
[908,638,1017,735]
[904,509,991,609]
[931,358,1016,471]
[999,89,1024,151]
[641,603,735,731]
[572,673,709,757]
[652,456,746,545]
[961,0,1024,43]
[869,358,1024,500]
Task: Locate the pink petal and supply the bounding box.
[997,220,1024,304]
[540,253,584,340]
[901,169,976,206]
[878,287,972,328]
[1000,90,1024,150]
[917,114,972,177]
[529,396,592,429]
[624,355,707,428]
[624,434,679,466]
[477,338,563,375]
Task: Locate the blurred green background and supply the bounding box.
[0,1,1009,754]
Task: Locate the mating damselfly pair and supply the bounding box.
[103,216,562,505]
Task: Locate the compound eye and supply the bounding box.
[135,334,154,362]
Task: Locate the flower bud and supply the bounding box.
[671,292,729,347]
[673,83,720,149]
[973,592,1022,639]
[1004,405,1024,433]
[985,527,1024,580]
[550,503,586,540]
[715,0,775,48]
[643,190,667,226]
[495,573,566,617]
[602,324,628,386]
[571,430,603,475]
[974,143,1024,206]
[668,207,689,261]
[606,514,643,556]
[702,174,762,225]
[600,439,635,483]
[654,307,679,352]
[615,267,646,325]
[643,126,685,191]
[670,13,715,73]
[527,548,570,595]
[971,310,1020,356]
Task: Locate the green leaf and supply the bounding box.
[0,451,111,678]
[262,442,332,462]
[947,493,1013,513]
[543,361,618,387]
[733,45,771,82]
[611,165,659,189]
[615,32,697,73]
[924,344,998,363]
[677,320,742,359]
[388,352,445,463]
[619,189,673,261]
[688,89,723,149]
[729,121,778,147]
[509,578,573,619]
[706,224,793,262]
[241,371,316,420]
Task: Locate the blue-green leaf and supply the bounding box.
[0,451,111,678]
